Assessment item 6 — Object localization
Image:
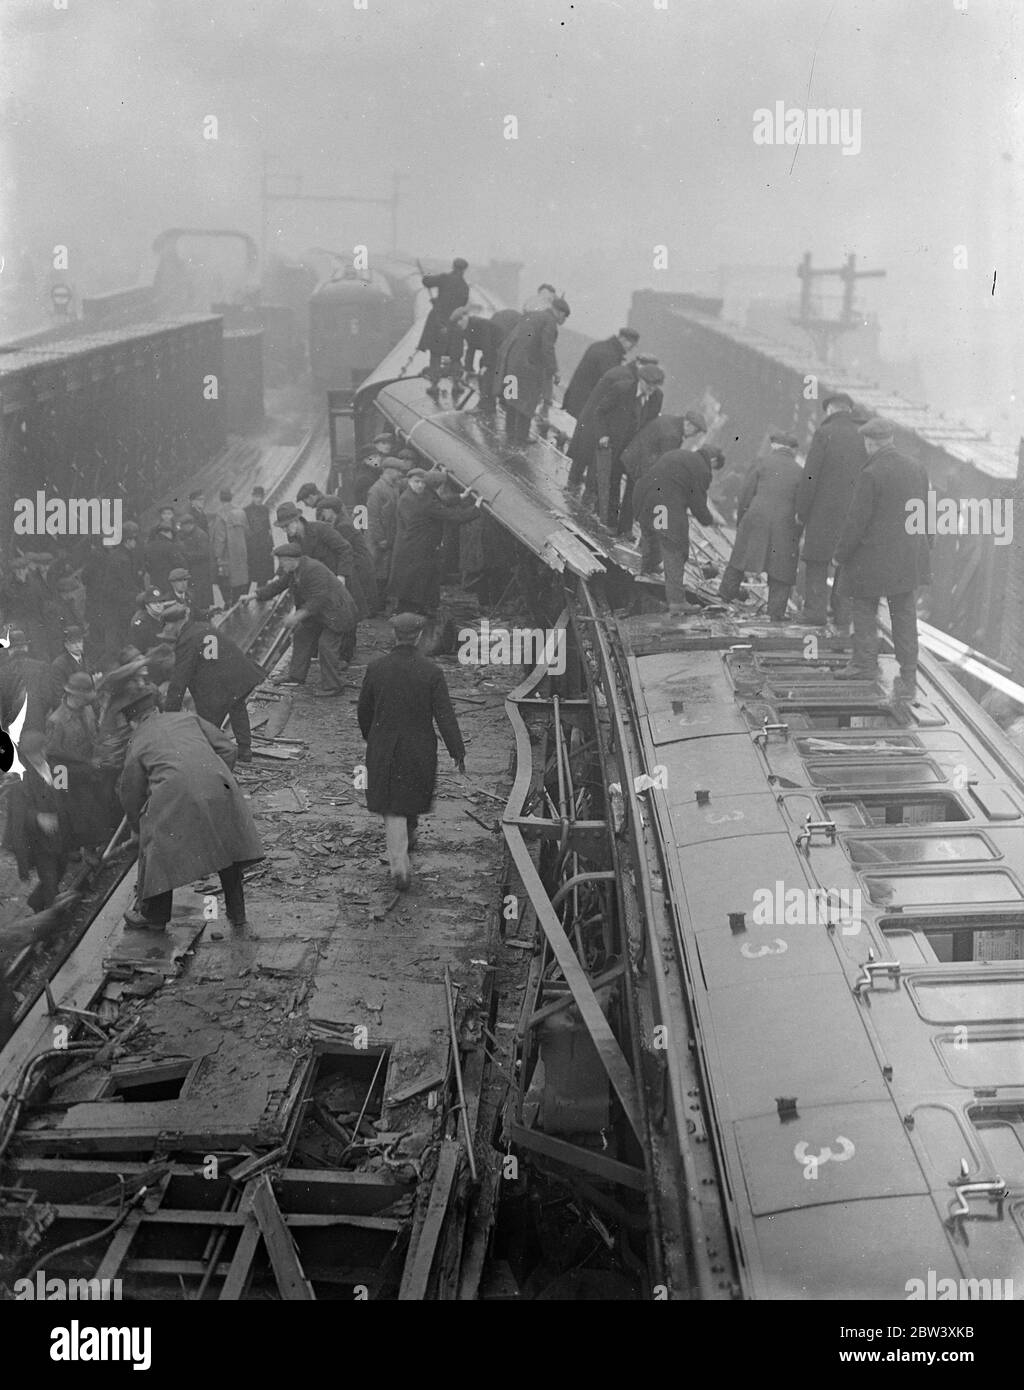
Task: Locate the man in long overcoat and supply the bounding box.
[83,522,142,665]
[795,393,868,631]
[618,409,707,531]
[633,446,724,609]
[244,485,276,586]
[449,307,522,415]
[0,629,62,733]
[2,729,71,911]
[418,258,470,389]
[143,507,186,595]
[357,611,466,891]
[570,363,664,527]
[496,299,570,445]
[718,433,804,620]
[315,495,380,617]
[117,688,264,930]
[44,672,110,851]
[561,328,639,420]
[274,502,364,615]
[159,604,264,762]
[209,488,250,605]
[834,417,932,698]
[387,471,480,616]
[251,544,358,695]
[366,459,408,592]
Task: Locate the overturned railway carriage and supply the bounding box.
[358,351,1024,1297]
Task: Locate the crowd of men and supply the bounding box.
[420,263,933,700]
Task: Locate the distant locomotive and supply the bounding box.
[308,258,425,393]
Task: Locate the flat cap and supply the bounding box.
[168,567,190,582]
[391,611,426,636]
[62,625,85,640]
[619,327,640,342]
[157,603,188,627]
[770,431,800,450]
[406,468,429,480]
[315,495,345,513]
[551,297,570,316]
[273,542,303,558]
[683,409,708,432]
[858,416,895,440]
[275,502,301,523]
[63,672,98,698]
[638,364,665,385]
[823,392,854,411]
[635,354,660,366]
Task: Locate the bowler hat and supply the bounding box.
[273,542,303,558]
[391,611,426,637]
[64,672,97,699]
[120,685,160,720]
[858,417,894,440]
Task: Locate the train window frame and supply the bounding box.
[818,790,973,828]
[842,829,1000,867]
[933,1031,1024,1091]
[863,868,1024,912]
[880,910,1024,965]
[805,758,945,788]
[906,969,1024,1024]
[967,1105,1024,1187]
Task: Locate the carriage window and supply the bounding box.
[821,793,968,828]
[782,706,902,730]
[969,1107,1024,1184]
[865,872,1021,910]
[797,735,921,757]
[807,761,941,787]
[846,835,994,866]
[881,912,1024,963]
[938,1036,1024,1089]
[909,975,1024,1022]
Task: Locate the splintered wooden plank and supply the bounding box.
[250,1173,315,1300]
[219,1183,261,1301]
[398,1141,461,1301]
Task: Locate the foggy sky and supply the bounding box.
[2,0,1021,437]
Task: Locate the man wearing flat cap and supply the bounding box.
[561,327,640,421]
[116,687,265,931]
[568,357,664,525]
[496,296,571,445]
[159,603,264,763]
[387,470,480,620]
[274,500,365,615]
[834,418,931,698]
[357,611,466,891]
[366,458,409,598]
[175,514,215,614]
[248,543,358,696]
[719,433,804,620]
[795,391,867,632]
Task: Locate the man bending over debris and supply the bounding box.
[117,686,264,931]
[357,611,466,892]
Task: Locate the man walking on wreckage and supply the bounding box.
[116,686,264,931]
[357,611,466,892]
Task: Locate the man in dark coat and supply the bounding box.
[244,485,275,586]
[496,298,570,445]
[274,501,364,612]
[572,362,665,528]
[561,327,640,420]
[387,471,480,616]
[315,495,380,617]
[250,544,358,695]
[166,566,211,621]
[188,490,209,533]
[419,258,470,389]
[51,625,88,687]
[144,507,186,595]
[159,604,264,763]
[357,611,465,891]
[718,433,804,620]
[795,393,868,631]
[634,446,724,609]
[0,555,60,660]
[2,729,71,910]
[566,355,657,491]
[366,459,409,594]
[0,630,62,733]
[834,418,932,697]
[129,588,172,654]
[621,410,706,491]
[45,672,110,851]
[83,522,142,665]
[117,688,264,930]
[449,307,523,415]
